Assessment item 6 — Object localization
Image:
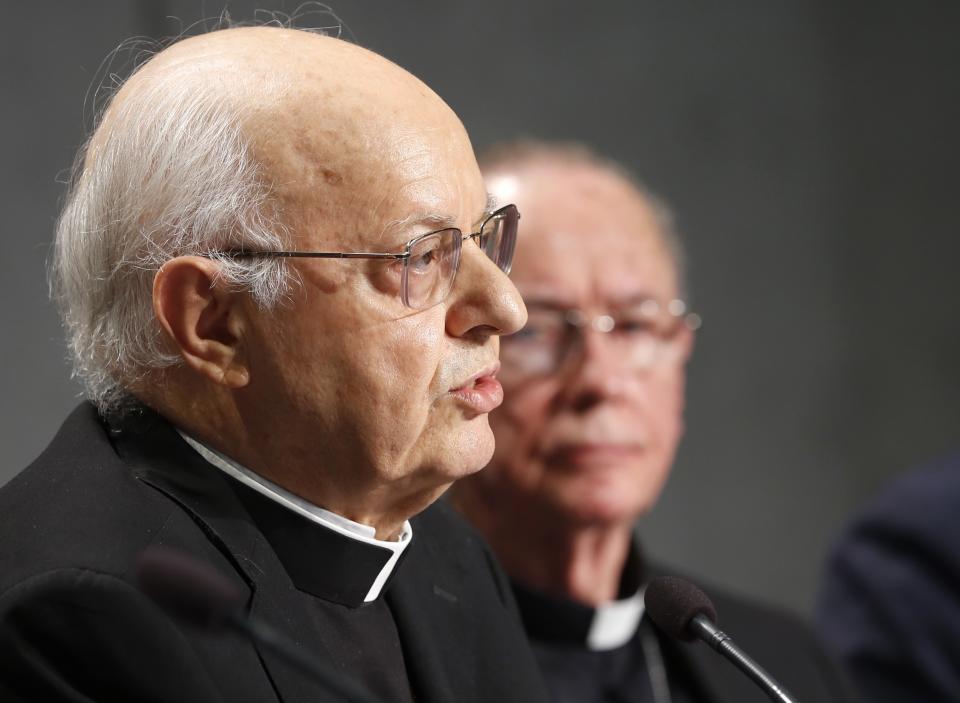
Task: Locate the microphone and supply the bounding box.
[136,546,385,703]
[644,575,797,703]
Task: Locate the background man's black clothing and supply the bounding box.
[516,556,856,703]
[0,403,550,703]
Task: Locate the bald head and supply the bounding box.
[94,27,474,238]
[56,26,484,413]
[100,27,451,146]
[481,142,686,298]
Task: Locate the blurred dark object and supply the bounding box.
[136,546,386,703]
[645,575,717,643]
[136,546,246,629]
[817,452,960,703]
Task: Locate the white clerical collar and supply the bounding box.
[177,430,412,603]
[587,587,646,651]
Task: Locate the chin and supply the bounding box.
[553,481,654,528]
[566,500,640,527]
[445,419,496,480]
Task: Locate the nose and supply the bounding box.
[444,244,527,342]
[558,329,629,411]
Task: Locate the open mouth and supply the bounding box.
[450,363,503,415]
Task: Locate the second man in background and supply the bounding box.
[453,141,853,703]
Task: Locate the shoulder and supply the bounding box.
[0,404,185,591]
[707,580,855,701]
[411,499,509,595]
[651,564,855,701]
[702,578,822,651]
[649,561,815,643]
[843,453,960,541]
[412,497,498,567]
[0,567,230,702]
[820,452,960,602]
[412,496,482,539]
[815,454,960,701]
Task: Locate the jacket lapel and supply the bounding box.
[385,521,470,703]
[246,570,347,703]
[110,407,343,702]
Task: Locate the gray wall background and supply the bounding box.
[2,1,958,616]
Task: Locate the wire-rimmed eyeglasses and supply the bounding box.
[222,204,520,309]
[500,298,701,376]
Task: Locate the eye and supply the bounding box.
[510,316,564,344]
[614,317,657,336]
[407,235,447,275]
[409,248,437,273]
[510,325,543,343]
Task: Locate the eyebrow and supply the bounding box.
[523,293,663,311]
[379,193,498,241]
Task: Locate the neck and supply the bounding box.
[143,377,431,541]
[453,482,634,606]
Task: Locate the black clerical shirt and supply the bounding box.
[233,481,415,703]
[180,434,416,703]
[512,548,699,703]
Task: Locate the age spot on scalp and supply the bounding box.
[322,168,343,185]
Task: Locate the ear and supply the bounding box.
[152,256,250,388]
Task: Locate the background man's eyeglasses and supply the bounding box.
[222,204,519,309]
[500,299,701,376]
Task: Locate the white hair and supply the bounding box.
[51,58,291,415]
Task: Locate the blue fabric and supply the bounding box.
[817,453,960,703]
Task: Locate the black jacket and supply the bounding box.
[0,403,551,703]
[514,550,856,703]
[669,578,856,702]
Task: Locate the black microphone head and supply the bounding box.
[644,575,717,642]
[135,546,245,629]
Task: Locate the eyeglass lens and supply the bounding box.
[501,302,689,376]
[402,230,462,309]
[481,204,519,275]
[401,205,519,309]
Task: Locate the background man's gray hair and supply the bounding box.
[478,139,689,299]
[51,46,293,415]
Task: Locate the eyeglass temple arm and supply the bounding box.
[220,251,407,260]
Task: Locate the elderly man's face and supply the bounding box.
[481,163,691,528]
[229,41,526,520]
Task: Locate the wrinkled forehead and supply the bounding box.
[114,27,486,251]
[500,166,679,307]
[250,78,485,251]
[514,230,678,310]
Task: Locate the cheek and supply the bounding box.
[489,380,557,486]
[643,370,687,449]
[355,314,446,427]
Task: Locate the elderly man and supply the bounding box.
[0,27,550,703]
[453,142,853,703]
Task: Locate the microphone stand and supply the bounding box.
[689,614,796,703]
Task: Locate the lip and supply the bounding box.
[546,443,644,468]
[449,361,503,416]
